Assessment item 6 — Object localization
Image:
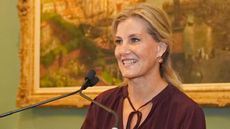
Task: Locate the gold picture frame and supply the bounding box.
[17,0,230,108]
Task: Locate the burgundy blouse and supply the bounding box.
[81,84,206,129]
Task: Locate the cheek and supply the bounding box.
[141,45,157,57]
[114,47,119,60]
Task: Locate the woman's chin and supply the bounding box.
[122,72,138,79]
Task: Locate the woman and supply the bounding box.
[81,3,206,129]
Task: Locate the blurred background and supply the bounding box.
[0,0,230,129]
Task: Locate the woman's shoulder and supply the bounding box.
[94,86,125,104]
[168,85,202,110]
[165,85,206,128]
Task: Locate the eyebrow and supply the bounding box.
[115,33,142,39]
[128,34,142,38]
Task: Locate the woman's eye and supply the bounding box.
[114,39,122,45]
[130,38,140,43]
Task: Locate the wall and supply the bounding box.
[0,0,229,129]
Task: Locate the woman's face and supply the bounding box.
[114,17,162,79]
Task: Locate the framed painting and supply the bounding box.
[17,0,230,108]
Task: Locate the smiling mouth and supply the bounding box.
[122,59,137,66]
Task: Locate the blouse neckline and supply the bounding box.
[119,84,173,129]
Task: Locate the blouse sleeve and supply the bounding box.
[181,105,206,129]
[81,101,99,129]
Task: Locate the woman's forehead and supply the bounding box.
[115,17,149,36]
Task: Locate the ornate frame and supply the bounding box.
[17,0,230,108]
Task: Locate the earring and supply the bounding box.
[157,56,163,63]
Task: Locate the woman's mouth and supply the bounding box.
[122,59,137,66]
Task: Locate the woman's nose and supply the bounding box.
[117,43,131,55]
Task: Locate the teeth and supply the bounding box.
[122,59,137,65]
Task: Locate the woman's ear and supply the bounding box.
[157,42,167,57]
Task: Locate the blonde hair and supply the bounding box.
[112,3,182,88]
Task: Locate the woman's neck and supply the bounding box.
[127,73,167,108]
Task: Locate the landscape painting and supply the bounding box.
[17,0,230,107]
[40,0,230,88]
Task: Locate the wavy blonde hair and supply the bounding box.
[112,3,182,88]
